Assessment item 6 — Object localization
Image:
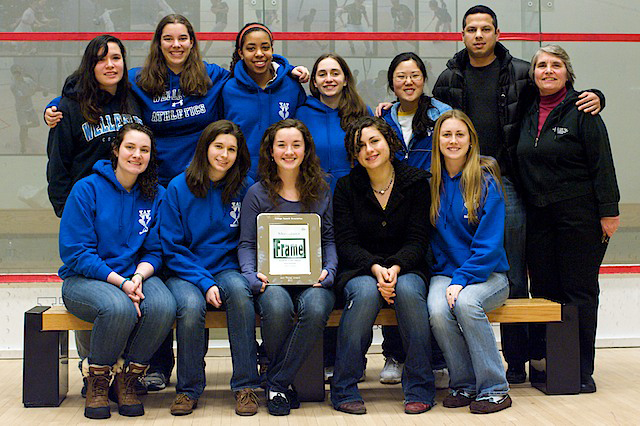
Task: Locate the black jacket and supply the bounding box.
[433,42,533,178]
[516,88,619,217]
[333,160,431,291]
[46,79,142,217]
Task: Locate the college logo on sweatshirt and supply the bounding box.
[230,201,241,228]
[150,88,207,122]
[81,114,143,142]
[278,102,290,119]
[138,209,151,235]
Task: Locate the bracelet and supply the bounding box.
[132,272,145,281]
[120,278,131,290]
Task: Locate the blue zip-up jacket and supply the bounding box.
[296,95,372,191]
[160,172,253,295]
[382,98,451,171]
[58,160,164,281]
[129,63,229,186]
[222,55,307,179]
[46,62,230,187]
[431,169,509,287]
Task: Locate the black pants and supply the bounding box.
[526,194,608,382]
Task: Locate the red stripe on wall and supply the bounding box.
[2,32,640,43]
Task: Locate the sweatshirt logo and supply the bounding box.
[230,201,241,228]
[278,102,290,119]
[138,209,151,235]
[553,126,569,136]
[81,114,143,142]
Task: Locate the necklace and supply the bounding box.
[372,170,395,195]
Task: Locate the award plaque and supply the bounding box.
[256,213,322,285]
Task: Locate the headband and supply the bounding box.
[237,23,273,47]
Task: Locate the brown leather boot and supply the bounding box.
[83,360,112,419]
[109,359,148,417]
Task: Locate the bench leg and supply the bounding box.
[23,306,69,407]
[530,304,580,395]
[293,333,325,402]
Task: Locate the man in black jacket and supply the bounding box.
[432,5,603,384]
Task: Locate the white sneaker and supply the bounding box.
[324,366,334,383]
[380,357,403,384]
[434,368,450,390]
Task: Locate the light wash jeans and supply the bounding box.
[256,285,335,393]
[62,275,176,366]
[331,274,435,407]
[165,271,260,400]
[428,273,509,398]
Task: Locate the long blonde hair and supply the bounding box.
[430,110,503,226]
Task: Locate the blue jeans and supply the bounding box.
[428,273,509,398]
[62,275,176,366]
[166,271,259,400]
[331,274,434,407]
[256,285,335,393]
[500,177,529,367]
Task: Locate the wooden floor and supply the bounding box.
[8,349,640,425]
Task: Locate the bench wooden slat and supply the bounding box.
[40,298,561,331]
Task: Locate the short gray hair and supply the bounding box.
[529,44,576,86]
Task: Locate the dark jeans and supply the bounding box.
[499,177,530,369]
[526,194,608,382]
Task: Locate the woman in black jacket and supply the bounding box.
[517,45,619,394]
[330,116,434,415]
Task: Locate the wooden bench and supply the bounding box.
[23,298,579,407]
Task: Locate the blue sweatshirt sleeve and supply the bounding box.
[319,192,338,288]
[160,184,217,295]
[237,185,265,295]
[138,188,164,273]
[44,96,61,122]
[451,178,507,287]
[59,181,113,281]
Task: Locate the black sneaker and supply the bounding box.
[267,392,290,416]
[286,387,300,409]
[580,376,597,393]
[506,366,526,384]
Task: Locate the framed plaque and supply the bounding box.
[256,213,322,285]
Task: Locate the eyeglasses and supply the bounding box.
[393,74,424,83]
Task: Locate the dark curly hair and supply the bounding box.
[69,35,133,124]
[110,123,158,201]
[230,22,273,76]
[258,119,328,210]
[185,120,250,203]
[344,116,403,166]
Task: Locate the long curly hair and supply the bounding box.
[70,35,133,124]
[110,123,158,201]
[136,14,211,97]
[387,52,436,139]
[310,53,369,130]
[185,120,250,203]
[343,116,403,167]
[258,119,328,210]
[230,22,273,76]
[429,110,503,226]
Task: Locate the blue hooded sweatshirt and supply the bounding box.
[222,54,307,179]
[430,169,509,287]
[129,63,230,186]
[296,95,372,191]
[382,97,451,171]
[58,159,165,281]
[160,172,253,295]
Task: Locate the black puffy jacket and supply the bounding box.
[433,42,534,178]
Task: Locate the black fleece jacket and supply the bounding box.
[516,87,619,217]
[333,160,431,291]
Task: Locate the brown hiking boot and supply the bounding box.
[235,388,259,416]
[84,363,112,419]
[170,393,198,416]
[109,360,147,417]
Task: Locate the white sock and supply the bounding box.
[269,390,287,400]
